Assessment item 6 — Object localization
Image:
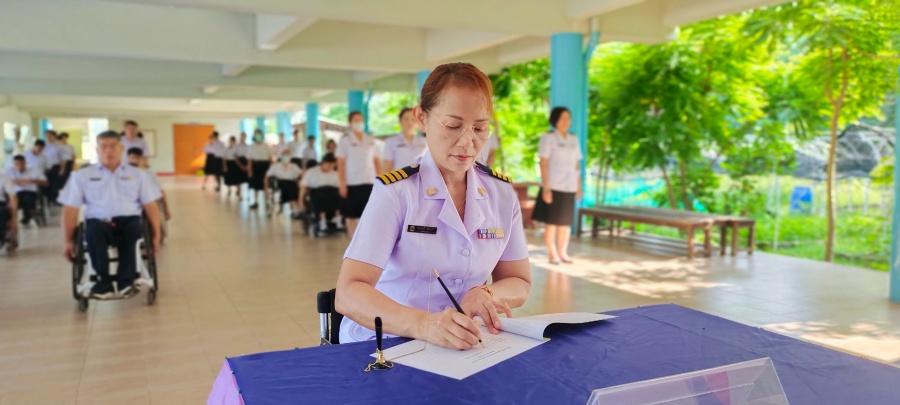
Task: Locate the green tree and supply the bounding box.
[745,0,900,261]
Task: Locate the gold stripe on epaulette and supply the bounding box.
[396,169,408,179]
[378,174,391,184]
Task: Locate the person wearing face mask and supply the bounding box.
[381,107,428,172]
[335,111,381,237]
[265,150,304,218]
[246,129,273,210]
[334,63,531,349]
[532,107,582,264]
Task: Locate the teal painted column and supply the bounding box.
[240,119,253,138]
[417,70,431,101]
[891,67,900,303]
[348,90,368,132]
[306,102,320,152]
[551,33,587,233]
[276,111,292,140]
[39,118,52,139]
[255,116,266,134]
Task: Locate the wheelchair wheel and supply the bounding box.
[77,297,89,312]
[71,224,86,301]
[147,289,156,305]
[34,196,48,227]
[142,221,159,296]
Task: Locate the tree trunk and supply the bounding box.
[823,47,850,263]
[678,160,692,211]
[660,164,678,209]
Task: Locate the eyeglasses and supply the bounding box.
[433,118,492,142]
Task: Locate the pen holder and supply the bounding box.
[365,349,394,371]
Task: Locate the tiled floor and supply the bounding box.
[1,176,898,403]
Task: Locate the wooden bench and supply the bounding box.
[606,206,755,256]
[576,206,714,259]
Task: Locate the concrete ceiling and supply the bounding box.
[0,0,786,119]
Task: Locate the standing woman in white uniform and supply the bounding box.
[246,129,273,210]
[202,131,225,192]
[335,63,531,349]
[381,107,428,171]
[336,111,380,237]
[532,107,582,264]
[221,136,243,196]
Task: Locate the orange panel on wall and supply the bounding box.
[173,124,215,175]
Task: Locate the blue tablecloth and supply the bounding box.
[217,304,900,404]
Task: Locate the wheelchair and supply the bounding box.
[265,176,283,217]
[317,289,344,345]
[0,215,18,254]
[70,218,159,311]
[301,190,345,238]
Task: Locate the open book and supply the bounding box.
[373,312,615,380]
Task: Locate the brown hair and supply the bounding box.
[348,111,363,122]
[419,63,493,116]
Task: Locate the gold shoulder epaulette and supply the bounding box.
[475,162,512,183]
[377,165,420,185]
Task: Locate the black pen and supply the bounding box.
[432,269,484,348]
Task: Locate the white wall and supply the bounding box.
[0,105,33,168]
[108,117,242,174]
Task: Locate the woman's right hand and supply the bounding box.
[421,309,482,350]
[542,188,553,204]
[339,184,348,199]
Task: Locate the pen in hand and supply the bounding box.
[432,269,485,348]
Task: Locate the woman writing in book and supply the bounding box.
[335,63,532,350]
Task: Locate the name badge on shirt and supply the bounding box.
[407,225,437,235]
[89,177,101,181]
[477,228,505,239]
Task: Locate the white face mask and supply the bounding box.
[350,122,365,132]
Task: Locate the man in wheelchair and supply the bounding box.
[59,131,162,299]
[3,155,48,226]
[264,150,303,218]
[0,172,18,252]
[299,153,343,232]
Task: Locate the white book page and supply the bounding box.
[496,312,617,340]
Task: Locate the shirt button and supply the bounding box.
[454,278,462,285]
[461,249,470,256]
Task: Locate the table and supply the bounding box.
[208,304,900,404]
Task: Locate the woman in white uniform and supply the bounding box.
[265,151,303,217]
[532,107,582,264]
[246,130,273,210]
[202,131,225,192]
[222,136,243,197]
[336,111,381,237]
[335,63,531,349]
[381,107,427,172]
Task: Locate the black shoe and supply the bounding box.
[90,281,114,299]
[249,203,259,210]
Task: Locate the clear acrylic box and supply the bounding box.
[587,358,789,405]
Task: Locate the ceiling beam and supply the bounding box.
[256,14,316,51]
[663,0,787,27]
[222,64,251,77]
[102,0,575,37]
[426,30,521,62]
[567,0,649,20]
[597,0,674,44]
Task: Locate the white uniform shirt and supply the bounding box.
[538,130,582,193]
[299,144,318,162]
[288,140,305,159]
[203,141,225,156]
[121,136,149,161]
[246,143,273,161]
[265,163,302,180]
[57,163,162,220]
[234,143,248,158]
[220,146,237,160]
[382,133,428,170]
[43,143,61,167]
[273,142,290,158]
[23,150,49,172]
[140,167,163,198]
[300,166,339,189]
[58,143,76,162]
[5,167,46,193]
[0,174,15,203]
[477,135,499,164]
[335,133,378,186]
[338,151,529,343]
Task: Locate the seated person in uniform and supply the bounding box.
[298,153,343,231]
[4,155,48,225]
[59,131,162,298]
[264,150,303,217]
[126,148,172,222]
[335,63,531,349]
[0,172,18,245]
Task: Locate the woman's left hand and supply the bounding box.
[460,287,512,335]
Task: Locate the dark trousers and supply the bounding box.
[311,187,341,219]
[45,165,61,203]
[85,216,143,286]
[16,191,37,222]
[0,206,10,237]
